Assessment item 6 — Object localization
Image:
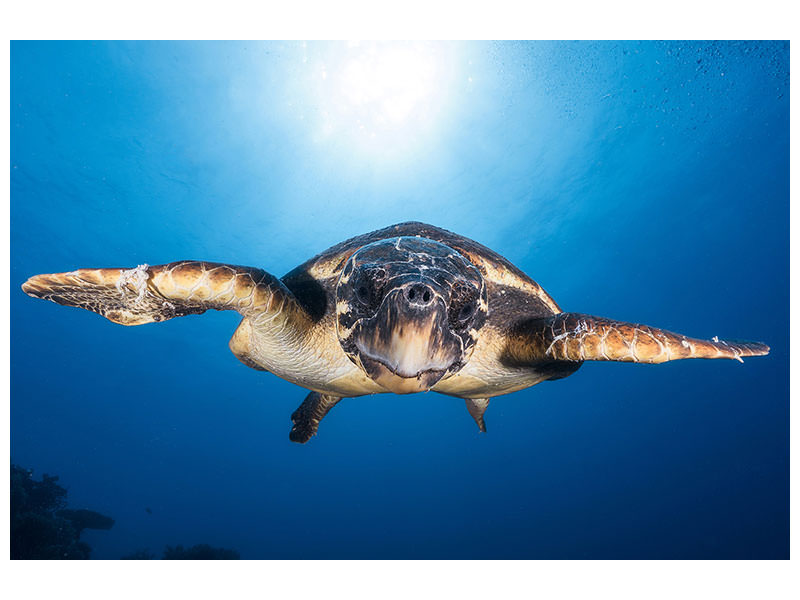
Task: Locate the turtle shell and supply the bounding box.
[281,221,562,328]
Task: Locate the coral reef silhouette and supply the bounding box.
[122,544,240,560]
[12,463,240,560]
[120,549,157,560]
[11,464,115,559]
[162,544,240,560]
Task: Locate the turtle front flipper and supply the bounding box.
[290,392,343,444]
[509,312,769,365]
[22,261,306,325]
[22,262,316,376]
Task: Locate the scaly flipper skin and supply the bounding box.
[508,312,770,364]
[290,392,343,443]
[21,261,305,325]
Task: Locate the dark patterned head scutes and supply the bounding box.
[335,236,488,394]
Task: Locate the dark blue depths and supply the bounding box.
[10,41,788,559]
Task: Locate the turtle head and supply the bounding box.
[336,236,487,394]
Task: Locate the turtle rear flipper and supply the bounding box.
[465,398,490,432]
[509,312,769,365]
[290,392,343,443]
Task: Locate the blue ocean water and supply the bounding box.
[10,41,788,559]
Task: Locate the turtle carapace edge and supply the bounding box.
[21,222,769,443]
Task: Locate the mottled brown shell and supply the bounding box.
[281,221,561,329]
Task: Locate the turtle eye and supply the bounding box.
[449,283,479,329]
[457,301,476,321]
[351,267,387,311]
[356,283,371,306]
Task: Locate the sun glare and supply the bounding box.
[302,42,458,160]
[339,46,438,124]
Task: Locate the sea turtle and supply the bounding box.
[21,222,769,443]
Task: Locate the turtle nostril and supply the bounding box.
[404,284,434,306]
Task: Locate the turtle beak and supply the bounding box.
[351,284,463,394]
